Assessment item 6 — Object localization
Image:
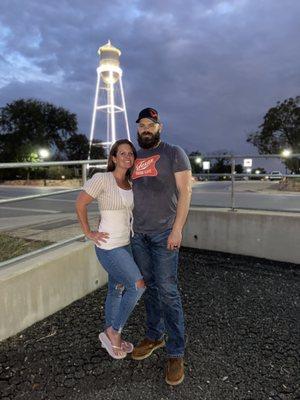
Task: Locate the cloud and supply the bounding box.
[0,0,299,154]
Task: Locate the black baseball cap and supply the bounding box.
[136,107,160,123]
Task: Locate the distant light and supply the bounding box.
[39,149,49,159]
[243,158,252,167]
[246,168,251,173]
[255,170,260,174]
[203,161,210,170]
[195,157,202,164]
[281,149,292,158]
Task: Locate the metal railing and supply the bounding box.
[0,159,107,268]
[190,154,300,211]
[0,159,109,203]
[0,154,299,267]
[0,159,108,186]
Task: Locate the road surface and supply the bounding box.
[0,182,299,231]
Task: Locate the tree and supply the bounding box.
[90,139,106,160]
[189,151,202,174]
[0,98,78,162]
[65,134,106,160]
[65,133,90,161]
[209,151,243,175]
[247,96,300,173]
[210,155,231,174]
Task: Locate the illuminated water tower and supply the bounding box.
[88,40,130,156]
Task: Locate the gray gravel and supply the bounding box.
[0,248,299,400]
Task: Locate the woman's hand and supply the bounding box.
[86,231,109,245]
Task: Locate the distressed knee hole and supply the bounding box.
[115,284,124,292]
[135,279,146,289]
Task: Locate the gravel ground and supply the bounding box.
[0,248,299,400]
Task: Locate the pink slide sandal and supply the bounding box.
[99,332,127,360]
[121,340,134,353]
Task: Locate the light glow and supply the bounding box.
[281,149,292,158]
[39,149,49,159]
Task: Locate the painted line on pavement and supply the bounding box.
[37,197,76,203]
[0,206,60,214]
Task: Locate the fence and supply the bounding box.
[190,153,300,210]
[0,154,299,267]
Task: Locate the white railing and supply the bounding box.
[0,154,299,267]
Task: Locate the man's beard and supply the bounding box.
[137,130,160,149]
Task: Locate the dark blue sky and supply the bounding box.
[0,0,299,162]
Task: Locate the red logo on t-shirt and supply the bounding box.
[132,155,160,179]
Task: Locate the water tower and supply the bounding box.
[88,40,130,156]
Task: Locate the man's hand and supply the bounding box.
[167,229,182,251]
[86,231,109,245]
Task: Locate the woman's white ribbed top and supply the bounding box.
[83,172,133,250]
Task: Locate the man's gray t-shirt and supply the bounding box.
[132,141,191,234]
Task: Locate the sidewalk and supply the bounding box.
[0,248,299,400]
[0,213,99,243]
[228,181,299,195]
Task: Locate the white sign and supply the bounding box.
[243,158,252,167]
[202,161,210,170]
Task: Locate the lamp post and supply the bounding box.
[281,149,292,174]
[203,161,210,180]
[194,157,202,178]
[38,149,49,186]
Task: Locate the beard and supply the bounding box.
[137,130,161,149]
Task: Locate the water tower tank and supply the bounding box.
[98,40,121,84]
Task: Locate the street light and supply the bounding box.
[281,149,291,158]
[281,149,292,174]
[38,149,49,187]
[195,157,202,164]
[39,149,50,160]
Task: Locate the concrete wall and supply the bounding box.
[0,241,107,342]
[1,208,299,341]
[182,207,300,264]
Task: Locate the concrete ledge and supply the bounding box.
[0,241,107,341]
[183,207,300,264]
[1,207,299,341]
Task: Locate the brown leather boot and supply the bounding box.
[165,357,185,385]
[131,338,165,360]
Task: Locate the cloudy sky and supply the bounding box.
[0,0,299,158]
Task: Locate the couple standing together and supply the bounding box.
[76,107,192,385]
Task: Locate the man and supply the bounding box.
[131,107,192,385]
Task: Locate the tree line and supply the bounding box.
[0,99,106,163]
[0,99,105,180]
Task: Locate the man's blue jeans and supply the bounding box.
[95,245,145,333]
[131,228,185,358]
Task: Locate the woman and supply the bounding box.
[76,139,145,359]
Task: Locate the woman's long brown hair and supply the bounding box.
[106,139,137,178]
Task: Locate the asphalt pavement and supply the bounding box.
[0,182,299,229]
[0,182,299,247]
[0,248,299,400]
